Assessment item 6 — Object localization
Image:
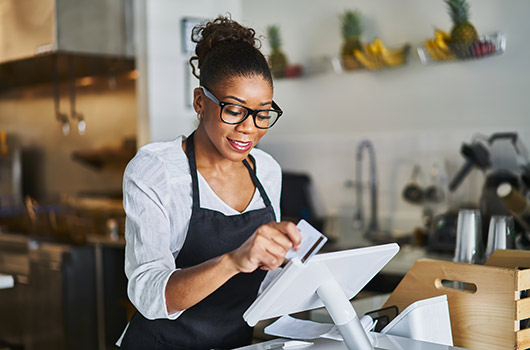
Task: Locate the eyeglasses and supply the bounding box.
[200,86,283,129]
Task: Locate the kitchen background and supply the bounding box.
[0,77,137,199]
[1,0,528,229]
[1,0,530,349]
[137,0,530,234]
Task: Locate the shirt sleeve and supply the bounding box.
[123,151,184,320]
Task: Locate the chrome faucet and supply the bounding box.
[353,139,379,236]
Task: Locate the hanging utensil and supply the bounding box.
[53,56,70,136]
[424,163,445,203]
[69,56,86,135]
[402,165,424,204]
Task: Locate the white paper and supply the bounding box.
[320,327,344,341]
[265,315,335,340]
[264,315,375,342]
[264,340,314,349]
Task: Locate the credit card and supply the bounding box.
[285,219,328,264]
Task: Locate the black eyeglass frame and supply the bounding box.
[200,86,283,129]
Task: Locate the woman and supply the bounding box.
[119,16,301,350]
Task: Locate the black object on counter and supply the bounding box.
[521,166,530,188]
[428,209,459,253]
[364,305,399,333]
[281,172,324,232]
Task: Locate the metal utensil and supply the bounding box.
[424,164,444,203]
[402,165,423,204]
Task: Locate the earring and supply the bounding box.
[197,113,203,121]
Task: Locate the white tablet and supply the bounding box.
[244,243,399,327]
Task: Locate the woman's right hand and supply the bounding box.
[228,221,302,273]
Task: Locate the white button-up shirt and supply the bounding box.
[122,135,282,321]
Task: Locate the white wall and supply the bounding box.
[135,0,241,146]
[238,0,530,231]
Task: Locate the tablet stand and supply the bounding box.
[317,278,374,350]
[244,243,399,350]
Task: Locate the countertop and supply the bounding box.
[320,215,454,276]
[86,234,126,247]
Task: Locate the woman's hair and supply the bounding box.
[189,16,273,90]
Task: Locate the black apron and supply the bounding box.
[121,132,275,350]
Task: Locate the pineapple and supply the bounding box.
[340,10,363,70]
[267,25,288,78]
[445,0,479,58]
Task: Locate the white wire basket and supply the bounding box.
[417,32,506,64]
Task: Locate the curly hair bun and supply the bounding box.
[191,16,260,70]
[188,15,272,88]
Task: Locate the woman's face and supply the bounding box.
[194,75,273,163]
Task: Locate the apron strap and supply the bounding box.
[186,131,273,210]
[186,132,200,209]
[243,156,272,208]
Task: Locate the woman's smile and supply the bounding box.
[227,138,253,152]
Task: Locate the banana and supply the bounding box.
[380,44,408,67]
[373,38,385,54]
[434,29,451,41]
[354,39,409,69]
[365,39,405,68]
[431,38,455,61]
[362,44,373,56]
[367,42,380,56]
[426,39,452,61]
[353,49,383,70]
[424,39,441,61]
[380,48,404,67]
[434,33,449,52]
[429,29,455,61]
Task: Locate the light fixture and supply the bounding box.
[128,69,139,80]
[77,118,86,135]
[77,77,94,87]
